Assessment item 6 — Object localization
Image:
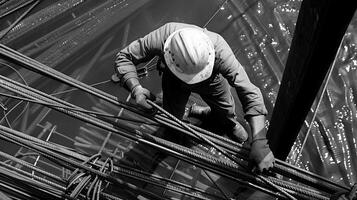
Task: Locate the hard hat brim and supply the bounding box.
[164,28,215,84]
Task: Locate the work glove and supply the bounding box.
[249,137,275,173]
[131,85,156,111]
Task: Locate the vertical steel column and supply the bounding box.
[267,0,357,160]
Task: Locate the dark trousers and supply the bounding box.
[162,68,239,136]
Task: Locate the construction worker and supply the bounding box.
[114,22,274,172]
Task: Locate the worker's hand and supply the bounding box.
[249,138,275,173]
[131,85,156,111]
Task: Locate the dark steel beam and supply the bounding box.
[267,0,357,160]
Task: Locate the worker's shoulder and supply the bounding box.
[160,22,225,46]
[203,30,227,51]
[162,22,200,31]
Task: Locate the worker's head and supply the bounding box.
[164,28,215,84]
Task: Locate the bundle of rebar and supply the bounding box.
[0,43,354,199]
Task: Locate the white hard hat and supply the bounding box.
[164,28,215,84]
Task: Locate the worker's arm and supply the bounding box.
[211,33,267,118]
[114,27,162,110]
[212,32,274,172]
[114,22,195,89]
[114,24,167,89]
[114,23,177,109]
[114,23,195,110]
[246,115,274,172]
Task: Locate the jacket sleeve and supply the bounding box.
[114,23,170,86]
[214,33,268,117]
